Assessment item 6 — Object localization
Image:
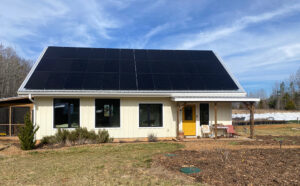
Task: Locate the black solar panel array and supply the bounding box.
[24,47,239,91]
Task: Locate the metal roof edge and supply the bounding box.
[212,51,246,93]
[18,47,48,93]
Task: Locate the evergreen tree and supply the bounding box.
[18,112,39,150]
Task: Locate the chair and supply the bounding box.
[226,125,236,137]
[201,125,212,138]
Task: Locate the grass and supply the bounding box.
[235,124,300,136]
[228,141,240,145]
[0,142,192,185]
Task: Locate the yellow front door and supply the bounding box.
[182,105,196,136]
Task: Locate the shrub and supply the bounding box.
[55,128,70,144]
[40,136,57,145]
[38,128,113,148]
[97,130,113,143]
[18,112,39,150]
[148,133,157,142]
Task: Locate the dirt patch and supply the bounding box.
[156,148,300,185]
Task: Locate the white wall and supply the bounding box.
[35,97,177,140]
[35,97,232,140]
[209,102,232,125]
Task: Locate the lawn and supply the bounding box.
[234,123,300,136]
[0,142,195,185]
[1,124,300,185]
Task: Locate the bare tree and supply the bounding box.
[0,44,32,98]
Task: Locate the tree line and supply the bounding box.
[0,44,32,98]
[244,67,300,110]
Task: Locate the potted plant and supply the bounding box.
[178,130,184,139]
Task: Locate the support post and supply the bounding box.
[9,106,12,136]
[176,104,180,138]
[214,102,218,139]
[249,102,255,139]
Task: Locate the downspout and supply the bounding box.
[28,94,36,126]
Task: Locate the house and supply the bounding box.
[17,46,259,140]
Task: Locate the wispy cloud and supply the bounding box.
[176,3,300,49]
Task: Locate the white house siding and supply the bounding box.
[209,102,232,125]
[34,97,232,140]
[35,97,177,140]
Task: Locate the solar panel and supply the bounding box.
[24,47,239,91]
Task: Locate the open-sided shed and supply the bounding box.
[0,96,33,136]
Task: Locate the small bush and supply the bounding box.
[148,133,157,142]
[40,136,57,145]
[97,130,113,143]
[55,128,70,144]
[39,128,113,148]
[18,113,39,150]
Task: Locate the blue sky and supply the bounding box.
[1,0,300,95]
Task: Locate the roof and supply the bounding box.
[18,46,245,95]
[0,96,33,105]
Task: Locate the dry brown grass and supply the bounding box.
[235,124,300,136]
[0,142,202,185]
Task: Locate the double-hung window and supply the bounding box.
[139,104,163,127]
[54,99,79,128]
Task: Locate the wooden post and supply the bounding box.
[9,106,12,136]
[214,102,218,139]
[176,104,180,138]
[249,102,255,139]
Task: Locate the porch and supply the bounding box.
[173,97,260,139]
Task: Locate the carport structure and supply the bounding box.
[0,96,33,136]
[173,96,260,139]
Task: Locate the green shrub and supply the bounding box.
[38,128,113,148]
[97,130,113,143]
[55,128,70,144]
[147,133,157,142]
[18,113,39,150]
[40,136,57,145]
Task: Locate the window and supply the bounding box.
[184,106,193,120]
[139,104,162,127]
[54,99,79,128]
[95,99,120,128]
[200,103,209,125]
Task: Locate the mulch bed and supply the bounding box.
[155,148,300,185]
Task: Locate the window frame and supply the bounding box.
[94,99,121,129]
[53,98,80,129]
[138,103,163,128]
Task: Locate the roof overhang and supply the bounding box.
[18,90,247,98]
[171,97,260,102]
[0,96,29,102]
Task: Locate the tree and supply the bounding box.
[0,44,32,98]
[18,113,39,150]
[285,100,296,110]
